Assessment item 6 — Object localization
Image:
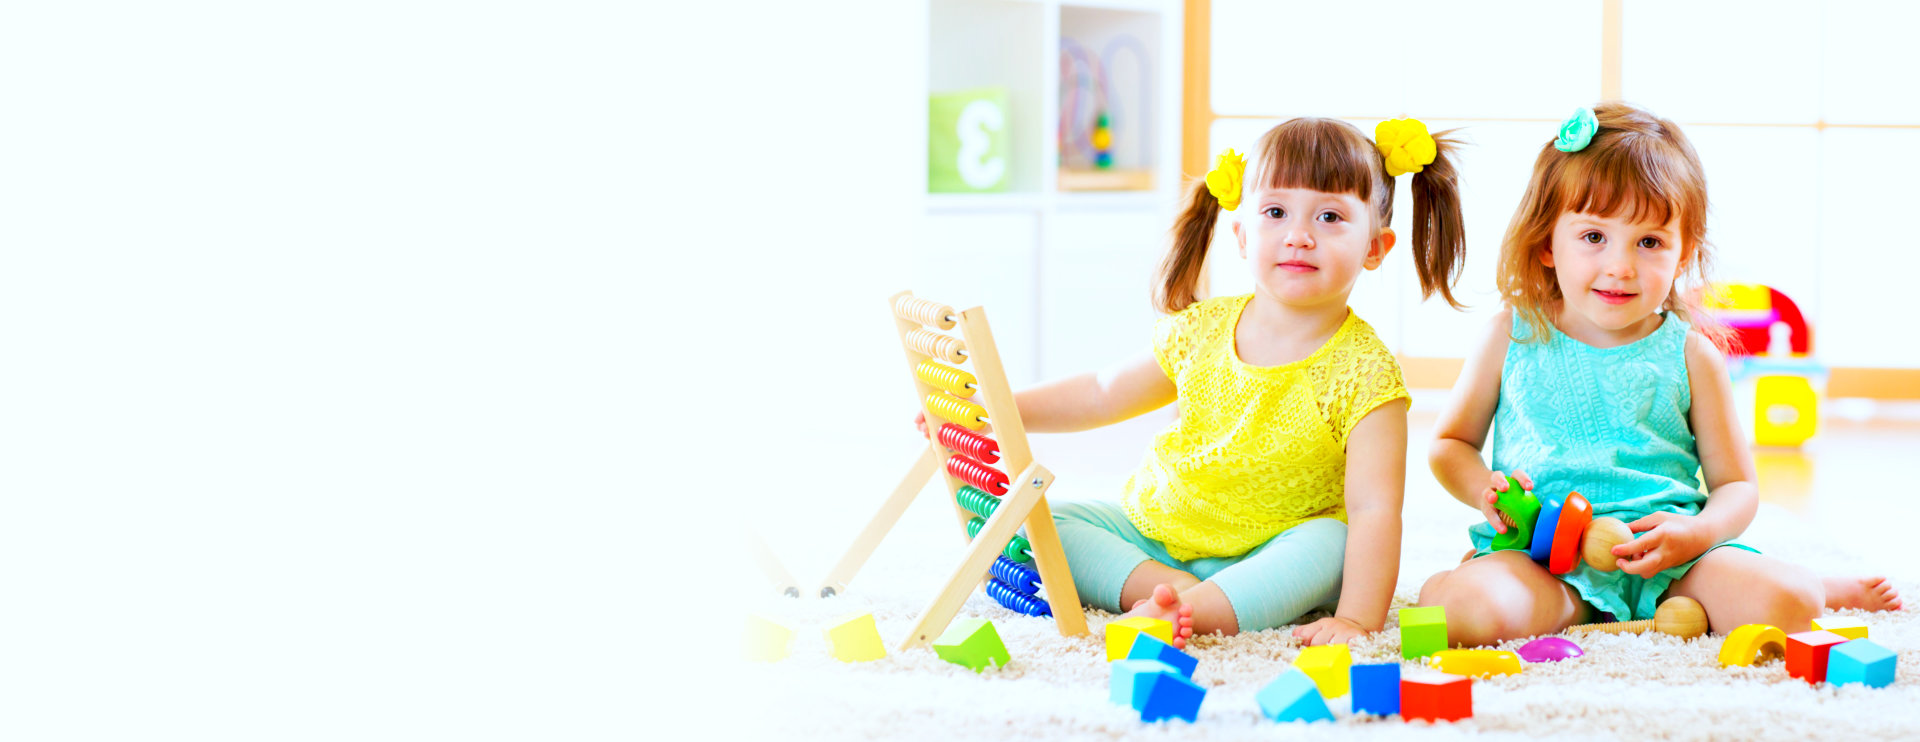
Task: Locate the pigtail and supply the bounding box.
[1156,176,1221,314]
[1407,132,1467,309]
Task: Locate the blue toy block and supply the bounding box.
[1529,497,1563,562]
[1109,659,1178,706]
[1255,669,1332,723]
[1828,639,1896,688]
[1350,662,1402,717]
[1136,671,1206,723]
[1126,634,1198,679]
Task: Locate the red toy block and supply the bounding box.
[1548,492,1593,574]
[1401,673,1472,723]
[1786,630,1850,684]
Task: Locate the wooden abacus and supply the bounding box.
[818,291,1088,650]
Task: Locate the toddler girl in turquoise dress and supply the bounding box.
[1416,103,1900,646]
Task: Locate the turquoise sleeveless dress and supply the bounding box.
[1466,312,1757,621]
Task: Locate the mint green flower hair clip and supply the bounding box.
[1555,107,1598,152]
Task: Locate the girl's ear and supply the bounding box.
[1364,227,1397,270]
[1232,218,1247,259]
[1539,241,1556,268]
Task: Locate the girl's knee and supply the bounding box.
[1756,569,1822,630]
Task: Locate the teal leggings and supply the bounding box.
[1050,500,1347,632]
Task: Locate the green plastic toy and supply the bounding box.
[933,617,1010,672]
[1490,475,1541,552]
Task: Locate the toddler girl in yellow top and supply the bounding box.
[1025,118,1466,646]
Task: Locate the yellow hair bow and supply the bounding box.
[1204,148,1245,211]
[1375,118,1437,177]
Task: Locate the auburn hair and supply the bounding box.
[1156,117,1467,314]
[1497,102,1727,345]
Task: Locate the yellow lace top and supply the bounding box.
[1121,294,1409,560]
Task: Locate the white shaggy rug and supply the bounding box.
[675,415,1920,741]
[695,501,1920,741]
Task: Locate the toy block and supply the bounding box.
[1126,634,1197,678]
[1110,659,1178,706]
[1785,630,1849,683]
[1427,649,1522,677]
[1812,616,1869,641]
[1754,375,1817,447]
[1490,478,1540,552]
[1350,663,1401,717]
[933,617,1009,672]
[1719,624,1787,667]
[825,612,887,663]
[1291,644,1352,697]
[1134,670,1206,723]
[1255,669,1332,723]
[1400,605,1448,659]
[1106,616,1173,661]
[743,613,794,662]
[1401,672,1473,723]
[1548,492,1593,574]
[1828,639,1897,688]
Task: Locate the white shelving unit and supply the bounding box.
[919,0,1184,387]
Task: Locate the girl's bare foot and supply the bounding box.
[1121,584,1197,649]
[1824,575,1903,612]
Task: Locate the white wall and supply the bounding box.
[0,1,921,737]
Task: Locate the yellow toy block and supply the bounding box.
[1105,617,1173,661]
[1718,623,1787,668]
[825,612,887,663]
[1812,616,1869,641]
[1427,649,1522,677]
[1292,644,1352,697]
[744,613,794,662]
[1754,375,1817,448]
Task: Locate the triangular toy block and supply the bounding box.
[1401,672,1472,723]
[1292,644,1352,697]
[1786,630,1849,684]
[1126,634,1197,678]
[933,617,1009,672]
[1350,663,1402,717]
[1110,659,1178,706]
[1812,616,1869,641]
[743,613,794,662]
[1134,670,1206,723]
[1106,616,1173,661]
[1255,669,1332,723]
[825,612,887,663]
[1828,639,1896,688]
[1399,605,1448,659]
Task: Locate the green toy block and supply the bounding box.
[825,612,887,663]
[1292,644,1352,697]
[1400,605,1448,660]
[743,613,793,662]
[933,617,1010,672]
[1490,476,1540,552]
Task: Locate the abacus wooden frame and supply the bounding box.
[817,290,1089,651]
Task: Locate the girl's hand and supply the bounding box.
[1292,616,1371,646]
[914,410,930,440]
[1479,470,1534,534]
[1615,511,1711,576]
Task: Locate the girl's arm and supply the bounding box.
[1294,398,1408,646]
[1429,309,1527,531]
[1012,353,1176,433]
[1616,331,1759,575]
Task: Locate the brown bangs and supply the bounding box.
[1244,118,1386,213]
[1549,134,1702,238]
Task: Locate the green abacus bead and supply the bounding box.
[966,517,985,539]
[956,485,999,519]
[1005,535,1032,563]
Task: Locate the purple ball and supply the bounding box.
[1518,636,1584,663]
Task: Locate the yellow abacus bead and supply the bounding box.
[915,359,976,398]
[925,392,987,430]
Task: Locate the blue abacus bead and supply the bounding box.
[1529,497,1564,562]
[986,578,1052,616]
[990,555,1043,594]
[1094,151,1113,169]
[1126,634,1197,679]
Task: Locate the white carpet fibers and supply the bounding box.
[714,505,1920,741]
